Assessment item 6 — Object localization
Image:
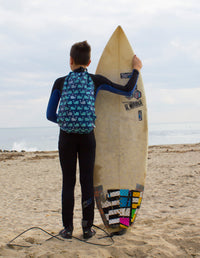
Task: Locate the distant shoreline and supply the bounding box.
[1,142,199,153]
[0,122,200,151]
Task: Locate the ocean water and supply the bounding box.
[0,122,199,151]
[148,122,200,146]
[0,127,59,152]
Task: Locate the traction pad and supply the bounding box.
[94,186,143,229]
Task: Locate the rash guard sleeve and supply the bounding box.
[89,69,139,98]
[46,76,65,123]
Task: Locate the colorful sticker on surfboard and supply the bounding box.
[123,99,143,111]
[133,88,142,100]
[138,110,142,121]
[120,72,132,79]
[94,185,143,229]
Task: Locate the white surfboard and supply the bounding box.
[94,26,148,233]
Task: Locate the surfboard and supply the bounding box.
[94,26,148,233]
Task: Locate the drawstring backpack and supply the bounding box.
[57,70,96,134]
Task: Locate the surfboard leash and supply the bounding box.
[7,227,64,248]
[7,225,114,248]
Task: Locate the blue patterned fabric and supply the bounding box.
[57,71,96,134]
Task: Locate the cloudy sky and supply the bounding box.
[0,0,200,128]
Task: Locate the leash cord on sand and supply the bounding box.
[7,225,114,248]
[7,227,64,248]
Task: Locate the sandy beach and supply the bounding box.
[0,143,200,258]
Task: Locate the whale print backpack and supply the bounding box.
[57,70,96,134]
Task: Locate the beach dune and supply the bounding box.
[0,144,200,257]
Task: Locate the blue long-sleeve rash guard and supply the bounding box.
[46,67,139,123]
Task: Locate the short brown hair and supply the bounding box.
[70,41,91,65]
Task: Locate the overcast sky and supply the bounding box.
[0,0,200,128]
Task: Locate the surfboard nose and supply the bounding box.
[116,25,122,30]
[115,25,123,34]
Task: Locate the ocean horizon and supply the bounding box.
[0,122,200,152]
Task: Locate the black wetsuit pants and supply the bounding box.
[58,129,96,229]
